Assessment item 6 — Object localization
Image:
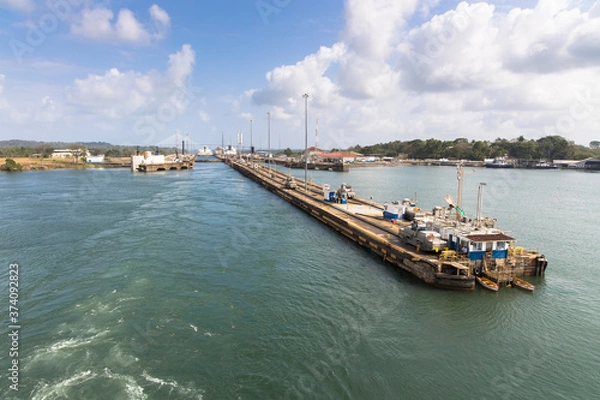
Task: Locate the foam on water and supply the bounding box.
[142,371,204,399]
[31,370,96,400]
[30,369,149,400]
[29,330,110,361]
[28,363,205,399]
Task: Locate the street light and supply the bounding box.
[476,182,487,226]
[267,111,271,174]
[303,93,309,192]
[250,118,253,163]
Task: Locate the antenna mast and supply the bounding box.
[315,118,319,150]
[457,164,464,209]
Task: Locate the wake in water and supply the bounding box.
[30,368,204,400]
[24,330,204,399]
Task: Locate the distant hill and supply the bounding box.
[0,140,116,149]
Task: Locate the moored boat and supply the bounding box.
[131,141,195,172]
[197,145,213,156]
[485,157,514,168]
[512,277,535,292]
[477,276,499,292]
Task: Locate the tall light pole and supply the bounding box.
[476,182,487,227]
[303,93,309,192]
[250,119,253,163]
[457,163,464,209]
[267,111,271,174]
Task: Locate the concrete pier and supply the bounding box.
[225,158,477,290]
[136,160,194,172]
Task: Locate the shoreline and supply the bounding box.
[1,157,131,172]
[1,156,590,173]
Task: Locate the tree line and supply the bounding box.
[0,143,175,159]
[349,136,600,161]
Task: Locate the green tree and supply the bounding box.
[1,158,23,172]
[36,144,54,166]
[71,146,87,164]
[509,140,538,159]
[469,141,491,160]
[444,141,471,159]
[571,146,595,160]
[537,136,570,160]
[405,139,424,159]
[490,138,510,157]
[423,138,444,159]
[283,148,293,157]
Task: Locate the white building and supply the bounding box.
[86,155,105,163]
[51,149,90,159]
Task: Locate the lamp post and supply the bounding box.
[457,163,464,208]
[250,119,253,163]
[303,93,309,191]
[476,182,487,226]
[267,111,271,174]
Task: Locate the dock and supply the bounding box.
[195,157,223,163]
[269,158,350,172]
[131,150,195,172]
[224,158,477,290]
[135,159,194,172]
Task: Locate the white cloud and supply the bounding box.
[239,112,252,121]
[250,0,600,147]
[498,1,598,72]
[71,4,170,45]
[0,0,34,12]
[40,95,54,109]
[67,45,196,119]
[342,0,418,59]
[199,110,210,122]
[115,9,149,43]
[149,4,171,32]
[252,43,346,112]
[167,44,195,86]
[337,0,418,99]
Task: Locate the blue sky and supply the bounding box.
[1,0,599,150]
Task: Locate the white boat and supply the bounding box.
[197,146,213,156]
[131,150,195,172]
[485,157,514,168]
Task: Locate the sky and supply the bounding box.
[0,0,599,150]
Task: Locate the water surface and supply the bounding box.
[1,164,598,399]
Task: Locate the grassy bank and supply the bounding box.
[1,157,130,172]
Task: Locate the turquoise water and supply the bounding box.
[1,164,599,399]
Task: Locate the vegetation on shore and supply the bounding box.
[0,157,92,171]
[1,158,23,172]
[0,140,188,172]
[0,140,183,159]
[1,136,598,172]
[0,140,134,159]
[348,136,600,161]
